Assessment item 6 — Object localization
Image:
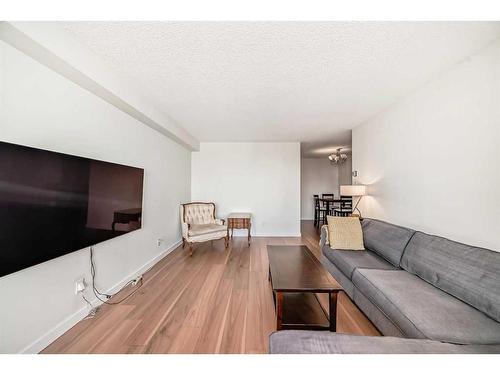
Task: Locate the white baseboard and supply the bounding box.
[231,232,301,237]
[20,239,182,354]
[250,233,302,237]
[21,297,93,354]
[104,239,182,296]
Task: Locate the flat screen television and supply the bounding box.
[0,141,144,277]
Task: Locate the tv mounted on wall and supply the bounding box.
[0,140,144,277]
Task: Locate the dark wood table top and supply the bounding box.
[114,207,142,215]
[318,198,344,203]
[267,245,342,292]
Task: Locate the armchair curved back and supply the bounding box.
[181,202,217,225]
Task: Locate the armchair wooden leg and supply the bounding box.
[182,239,185,248]
[188,243,193,257]
[224,236,229,248]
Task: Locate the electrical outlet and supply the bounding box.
[75,278,86,295]
[132,275,143,286]
[157,238,163,247]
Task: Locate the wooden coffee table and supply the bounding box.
[267,245,342,331]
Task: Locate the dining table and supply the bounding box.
[318,198,345,216]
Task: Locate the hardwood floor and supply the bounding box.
[41,220,379,354]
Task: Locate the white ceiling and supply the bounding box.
[60,22,500,157]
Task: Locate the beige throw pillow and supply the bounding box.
[327,216,365,250]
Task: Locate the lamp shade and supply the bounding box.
[340,185,367,196]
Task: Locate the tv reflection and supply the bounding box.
[86,161,143,237]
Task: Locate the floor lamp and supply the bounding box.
[340,185,367,217]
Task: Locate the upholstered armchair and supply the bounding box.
[180,202,228,256]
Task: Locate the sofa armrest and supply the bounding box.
[181,222,189,239]
[269,331,499,354]
[320,225,329,248]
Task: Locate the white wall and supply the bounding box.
[0,41,191,353]
[300,158,339,220]
[1,22,199,151]
[352,38,500,250]
[300,157,352,220]
[338,156,353,187]
[191,143,301,236]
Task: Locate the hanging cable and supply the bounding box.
[89,246,144,305]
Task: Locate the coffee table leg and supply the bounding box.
[329,291,338,332]
[276,292,283,331]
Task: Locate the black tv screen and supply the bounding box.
[0,141,144,277]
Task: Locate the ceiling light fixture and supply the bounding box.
[328,148,348,165]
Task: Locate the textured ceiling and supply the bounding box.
[60,22,500,157]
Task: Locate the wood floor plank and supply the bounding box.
[91,319,142,354]
[144,257,214,353]
[40,314,98,354]
[219,288,248,354]
[63,305,135,354]
[249,238,262,273]
[41,221,380,354]
[244,270,269,354]
[128,246,216,347]
[192,278,233,353]
[167,265,225,353]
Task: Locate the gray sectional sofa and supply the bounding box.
[269,218,500,353]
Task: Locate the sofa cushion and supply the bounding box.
[188,223,227,237]
[322,247,396,279]
[401,232,500,323]
[269,331,500,354]
[361,218,415,267]
[352,268,500,345]
[327,216,365,250]
[320,251,356,298]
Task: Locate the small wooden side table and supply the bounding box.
[227,213,251,246]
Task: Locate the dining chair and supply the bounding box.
[334,196,353,217]
[321,193,334,216]
[313,195,327,227]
